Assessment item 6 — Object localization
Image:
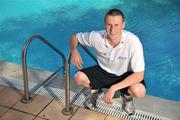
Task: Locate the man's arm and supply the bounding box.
[70,34,83,69]
[104,71,144,104]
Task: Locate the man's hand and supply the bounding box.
[71,49,83,69]
[104,87,116,104]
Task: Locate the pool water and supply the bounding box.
[0,0,180,101]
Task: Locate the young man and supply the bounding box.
[70,8,146,115]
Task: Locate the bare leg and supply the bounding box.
[74,71,91,88]
[128,83,146,98]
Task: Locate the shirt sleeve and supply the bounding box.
[130,39,145,72]
[76,31,94,47]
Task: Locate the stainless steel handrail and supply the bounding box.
[79,44,97,63]
[21,35,66,103]
[62,52,73,115]
[62,45,97,115]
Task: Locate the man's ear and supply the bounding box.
[122,21,126,29]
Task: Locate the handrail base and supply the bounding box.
[21,97,33,104]
[62,107,73,115]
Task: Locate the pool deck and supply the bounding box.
[0,85,120,120]
[0,61,180,120]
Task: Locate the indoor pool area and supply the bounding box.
[0,0,180,120]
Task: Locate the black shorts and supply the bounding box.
[80,65,146,95]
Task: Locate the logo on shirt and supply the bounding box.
[118,56,127,60]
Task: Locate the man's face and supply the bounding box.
[105,15,125,41]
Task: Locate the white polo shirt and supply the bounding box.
[76,30,145,76]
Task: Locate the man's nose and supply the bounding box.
[110,26,115,32]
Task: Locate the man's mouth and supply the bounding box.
[110,33,116,36]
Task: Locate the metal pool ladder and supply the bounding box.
[62,44,97,115]
[21,35,65,103]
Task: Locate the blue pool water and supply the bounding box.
[0,0,180,101]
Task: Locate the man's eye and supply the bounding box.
[107,24,111,27]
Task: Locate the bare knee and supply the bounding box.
[74,72,83,85]
[74,71,90,87]
[128,83,146,98]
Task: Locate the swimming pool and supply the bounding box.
[0,0,180,101]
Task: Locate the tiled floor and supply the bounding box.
[71,108,107,120]
[13,94,53,116]
[0,109,35,120]
[0,86,5,92]
[0,87,22,108]
[0,106,9,117]
[0,85,122,120]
